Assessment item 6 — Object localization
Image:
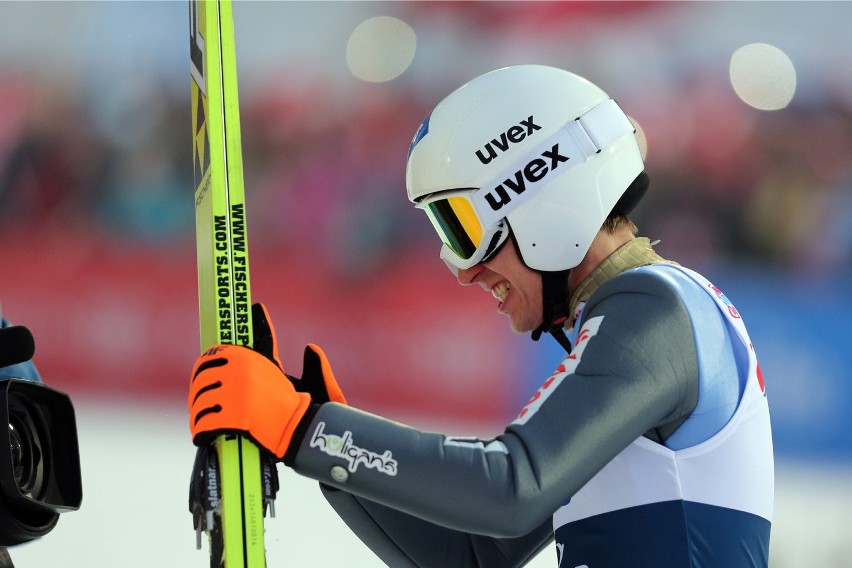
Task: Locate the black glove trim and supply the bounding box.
[282,403,321,466]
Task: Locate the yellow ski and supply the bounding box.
[189,1,273,566]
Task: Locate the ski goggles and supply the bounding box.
[416,99,636,273]
[417,190,510,273]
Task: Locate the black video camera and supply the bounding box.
[0,325,81,547]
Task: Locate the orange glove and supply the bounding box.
[188,343,311,459]
[252,302,346,406]
[295,343,347,405]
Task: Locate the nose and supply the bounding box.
[456,264,485,286]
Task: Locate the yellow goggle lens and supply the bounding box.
[424,196,483,260]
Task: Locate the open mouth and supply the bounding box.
[491,281,510,304]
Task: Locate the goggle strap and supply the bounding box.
[470,99,634,229]
[577,99,635,152]
[480,225,507,263]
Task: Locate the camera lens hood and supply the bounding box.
[0,379,82,545]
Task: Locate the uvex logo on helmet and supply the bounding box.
[475,116,542,164]
[483,144,569,211]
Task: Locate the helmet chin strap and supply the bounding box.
[531,269,573,353]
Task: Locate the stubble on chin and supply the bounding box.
[507,312,542,335]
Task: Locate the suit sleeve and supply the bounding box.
[289,270,700,564]
[320,485,553,568]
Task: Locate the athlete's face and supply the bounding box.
[456,237,542,334]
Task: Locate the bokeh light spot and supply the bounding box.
[346,16,416,83]
[729,42,796,111]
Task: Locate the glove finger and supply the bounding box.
[187,343,310,459]
[191,353,228,385]
[305,344,347,405]
[188,353,228,424]
[298,345,325,402]
[188,346,249,441]
[252,302,283,371]
[189,379,224,429]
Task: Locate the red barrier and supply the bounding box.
[0,228,519,423]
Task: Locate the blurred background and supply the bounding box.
[0,1,850,566]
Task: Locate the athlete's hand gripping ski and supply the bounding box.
[189,300,309,459]
[189,302,345,460]
[252,302,347,407]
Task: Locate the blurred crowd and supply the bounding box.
[1,3,851,280]
[2,68,851,279]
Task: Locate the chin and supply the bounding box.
[508,318,537,335]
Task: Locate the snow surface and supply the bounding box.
[9,397,852,567]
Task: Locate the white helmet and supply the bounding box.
[406,64,646,273]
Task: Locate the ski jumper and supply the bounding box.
[287,238,774,567]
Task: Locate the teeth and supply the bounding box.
[491,282,509,302]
